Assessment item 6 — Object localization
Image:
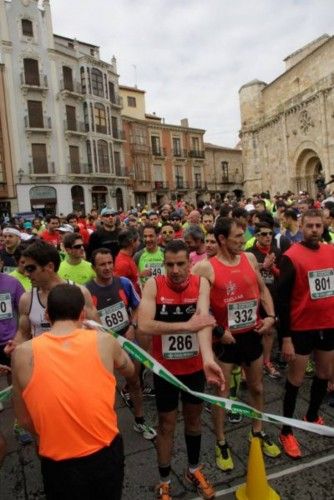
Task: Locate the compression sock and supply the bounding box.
[306,376,328,422]
[185,433,201,469]
[282,380,300,435]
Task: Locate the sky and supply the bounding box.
[50,0,334,147]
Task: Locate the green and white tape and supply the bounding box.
[0,385,12,403]
[86,320,334,438]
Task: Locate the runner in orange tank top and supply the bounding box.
[11,283,134,500]
[193,217,281,472]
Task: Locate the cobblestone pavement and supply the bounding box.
[1,373,334,499]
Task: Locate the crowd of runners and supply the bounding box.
[0,188,333,500]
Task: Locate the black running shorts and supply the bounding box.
[290,329,334,356]
[216,330,263,366]
[153,370,205,413]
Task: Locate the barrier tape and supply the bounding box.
[0,385,12,402]
[86,320,334,437]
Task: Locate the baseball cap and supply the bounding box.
[170,211,181,220]
[100,207,117,216]
[56,224,74,233]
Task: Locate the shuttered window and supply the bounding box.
[28,101,43,128]
[32,144,47,174]
[24,59,39,86]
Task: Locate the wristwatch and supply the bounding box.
[266,315,277,323]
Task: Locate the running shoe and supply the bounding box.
[215,442,234,471]
[250,430,281,458]
[120,386,133,408]
[133,422,157,440]
[279,433,301,459]
[184,465,215,499]
[142,384,155,397]
[303,415,324,425]
[228,411,243,424]
[155,481,171,500]
[305,360,315,378]
[263,361,281,379]
[14,423,33,445]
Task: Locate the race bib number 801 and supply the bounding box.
[162,332,199,359]
[308,269,334,300]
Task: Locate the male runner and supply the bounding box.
[12,283,134,499]
[139,239,224,500]
[86,248,156,440]
[279,209,334,458]
[193,217,281,471]
[113,228,141,294]
[134,224,165,288]
[0,227,22,273]
[58,233,95,285]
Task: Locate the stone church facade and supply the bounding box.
[239,35,334,196]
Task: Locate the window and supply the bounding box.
[222,161,229,183]
[80,67,86,94]
[94,104,107,134]
[195,173,202,189]
[192,137,200,152]
[114,151,122,176]
[97,140,110,173]
[66,106,77,131]
[28,100,43,128]
[111,116,118,138]
[151,136,161,155]
[69,146,80,173]
[31,144,47,174]
[172,137,181,156]
[23,58,39,86]
[68,42,74,49]
[83,103,89,132]
[86,140,92,169]
[90,48,95,56]
[109,82,116,103]
[91,68,104,97]
[62,66,73,91]
[22,19,33,37]
[127,96,136,107]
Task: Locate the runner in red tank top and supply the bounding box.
[193,217,281,472]
[139,239,224,500]
[278,209,334,459]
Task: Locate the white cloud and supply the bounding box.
[50,0,334,146]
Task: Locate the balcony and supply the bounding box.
[173,149,188,158]
[222,177,234,185]
[175,180,189,190]
[188,149,205,159]
[110,95,123,108]
[130,142,150,154]
[68,163,92,176]
[133,179,152,192]
[194,181,206,191]
[112,129,126,141]
[24,115,52,134]
[59,80,84,99]
[21,73,48,94]
[29,161,55,176]
[64,120,87,137]
[154,181,169,191]
[151,147,166,158]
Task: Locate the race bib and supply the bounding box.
[147,262,164,277]
[308,269,334,300]
[99,302,129,332]
[261,269,274,285]
[0,293,13,320]
[162,332,199,359]
[228,299,258,331]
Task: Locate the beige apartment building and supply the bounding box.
[239,35,334,196]
[120,85,206,207]
[204,142,243,200]
[0,0,128,216]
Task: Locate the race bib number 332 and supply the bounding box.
[228,299,258,331]
[308,269,334,300]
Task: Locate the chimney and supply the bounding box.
[181,118,189,128]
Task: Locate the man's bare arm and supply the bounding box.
[138,278,215,336]
[11,346,36,434]
[7,293,32,352]
[80,286,101,323]
[191,259,213,282]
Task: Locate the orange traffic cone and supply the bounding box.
[235,437,280,500]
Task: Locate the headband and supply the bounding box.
[2,227,21,238]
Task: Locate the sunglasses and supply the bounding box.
[24,264,37,273]
[259,231,273,237]
[72,244,84,249]
[103,214,115,218]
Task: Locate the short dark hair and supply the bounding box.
[13,242,31,264]
[45,215,59,224]
[23,241,60,272]
[205,227,215,236]
[214,217,243,241]
[232,207,248,219]
[254,222,273,233]
[91,247,112,266]
[47,284,85,323]
[66,213,77,222]
[301,208,323,223]
[63,233,83,249]
[184,224,205,242]
[257,211,275,228]
[164,239,190,257]
[143,223,159,235]
[118,228,139,248]
[285,209,298,221]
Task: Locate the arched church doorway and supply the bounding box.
[295,148,322,196]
